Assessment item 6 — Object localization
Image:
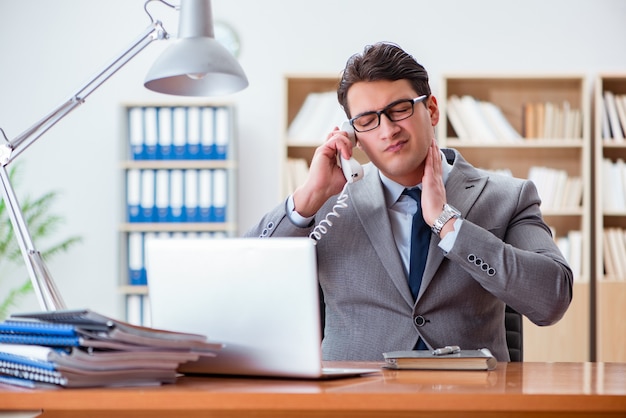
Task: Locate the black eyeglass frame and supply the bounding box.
[348,94,429,133]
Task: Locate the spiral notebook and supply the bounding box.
[145,237,379,379]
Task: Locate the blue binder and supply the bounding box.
[157,107,173,160]
[214,107,229,160]
[211,169,228,222]
[154,169,170,223]
[139,170,156,222]
[200,107,215,160]
[184,169,199,222]
[168,170,184,222]
[128,107,145,160]
[198,169,212,222]
[172,107,187,160]
[187,106,201,160]
[126,169,142,223]
[128,232,146,286]
[143,107,158,160]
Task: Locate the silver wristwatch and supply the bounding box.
[431,204,461,237]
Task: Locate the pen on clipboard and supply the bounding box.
[432,345,461,356]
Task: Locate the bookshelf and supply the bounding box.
[593,74,626,362]
[119,103,238,326]
[438,74,591,362]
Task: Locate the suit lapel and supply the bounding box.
[418,149,489,299]
[349,166,415,307]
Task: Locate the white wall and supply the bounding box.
[0,0,624,318]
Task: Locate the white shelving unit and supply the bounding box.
[119,103,238,325]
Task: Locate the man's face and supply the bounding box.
[347,79,439,186]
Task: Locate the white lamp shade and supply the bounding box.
[144,37,248,96]
[144,0,248,96]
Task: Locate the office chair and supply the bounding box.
[504,305,523,362]
[319,289,524,362]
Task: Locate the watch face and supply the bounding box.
[214,20,241,58]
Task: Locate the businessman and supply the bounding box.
[245,42,573,361]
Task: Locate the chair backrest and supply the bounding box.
[319,292,524,362]
[504,305,523,362]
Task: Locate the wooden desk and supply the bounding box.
[1,362,625,418]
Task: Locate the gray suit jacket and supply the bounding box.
[245,149,573,361]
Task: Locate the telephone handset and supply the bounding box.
[339,121,364,183]
[309,122,363,243]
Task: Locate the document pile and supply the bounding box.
[0,309,221,388]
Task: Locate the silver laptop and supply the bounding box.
[145,237,379,379]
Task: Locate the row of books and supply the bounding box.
[128,105,231,160]
[287,91,346,145]
[555,230,583,283]
[601,158,626,212]
[602,228,626,280]
[527,166,583,211]
[127,231,228,286]
[522,100,582,139]
[0,309,221,388]
[601,91,626,142]
[285,157,310,194]
[447,95,522,142]
[126,168,229,223]
[447,95,583,141]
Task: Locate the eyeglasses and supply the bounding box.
[349,95,428,132]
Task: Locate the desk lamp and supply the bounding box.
[0,0,248,312]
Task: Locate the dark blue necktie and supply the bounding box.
[403,188,431,301]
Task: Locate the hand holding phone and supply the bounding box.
[339,121,364,183]
[309,122,363,242]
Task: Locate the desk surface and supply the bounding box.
[1,362,625,418]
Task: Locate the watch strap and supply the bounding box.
[431,204,461,237]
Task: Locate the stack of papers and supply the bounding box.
[0,309,222,388]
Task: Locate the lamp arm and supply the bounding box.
[0,166,65,311]
[0,20,169,311]
[1,21,168,165]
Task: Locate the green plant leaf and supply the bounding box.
[0,163,82,320]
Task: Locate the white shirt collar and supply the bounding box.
[379,149,452,208]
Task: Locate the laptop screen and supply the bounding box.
[145,237,326,377]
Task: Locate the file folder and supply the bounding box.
[157,107,173,160]
[212,169,228,222]
[172,107,187,160]
[126,169,141,222]
[169,169,184,222]
[184,169,199,222]
[198,169,212,222]
[201,107,215,159]
[155,169,170,222]
[128,232,146,285]
[128,107,145,160]
[140,169,156,222]
[214,107,229,160]
[143,107,158,160]
[187,106,201,159]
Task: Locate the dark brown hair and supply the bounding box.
[337,42,431,118]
